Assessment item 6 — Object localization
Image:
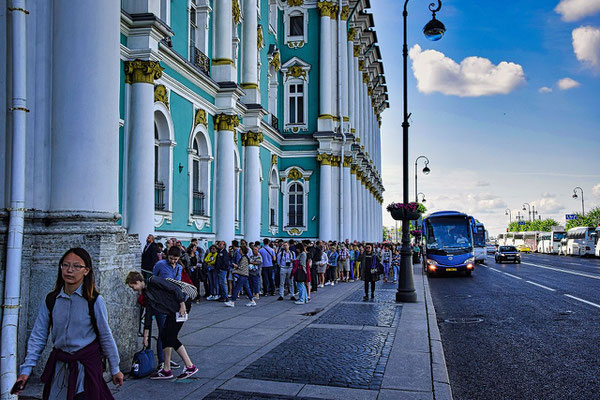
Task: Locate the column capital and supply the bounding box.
[242,131,264,146]
[331,155,341,167]
[214,114,240,131]
[124,60,163,84]
[348,27,357,41]
[317,153,333,166]
[318,1,338,18]
[341,5,350,20]
[354,44,361,58]
[343,156,353,168]
[351,164,358,174]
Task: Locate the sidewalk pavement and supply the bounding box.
[21,267,452,400]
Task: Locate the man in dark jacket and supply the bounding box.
[215,241,231,301]
[126,271,198,380]
[358,244,381,301]
[142,234,158,275]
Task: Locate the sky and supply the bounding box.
[372,0,600,237]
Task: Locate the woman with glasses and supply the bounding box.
[15,248,124,399]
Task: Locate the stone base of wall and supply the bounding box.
[0,210,141,376]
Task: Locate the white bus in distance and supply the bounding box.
[593,228,600,257]
[537,230,566,254]
[565,227,596,257]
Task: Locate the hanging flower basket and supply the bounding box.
[386,202,426,221]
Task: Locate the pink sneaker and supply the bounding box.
[176,365,198,380]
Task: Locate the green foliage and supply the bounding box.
[507,218,560,233]
[565,206,600,230]
[416,203,427,213]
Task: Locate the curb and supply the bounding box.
[422,271,453,400]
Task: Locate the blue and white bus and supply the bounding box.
[422,211,477,276]
[473,221,486,263]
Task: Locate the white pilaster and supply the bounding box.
[243,138,261,242]
[212,0,234,82]
[347,39,355,134]
[50,0,120,214]
[351,169,358,241]
[331,163,340,240]
[342,161,352,241]
[319,156,333,241]
[241,0,259,103]
[318,5,333,131]
[340,19,349,131]
[215,115,237,242]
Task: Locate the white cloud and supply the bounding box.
[557,77,581,90]
[475,181,490,187]
[408,45,526,97]
[593,183,600,198]
[555,0,600,22]
[572,26,600,69]
[532,198,565,214]
[539,86,553,93]
[542,192,557,198]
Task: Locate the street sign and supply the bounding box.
[518,221,525,226]
[565,214,577,220]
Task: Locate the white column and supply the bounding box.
[351,168,358,241]
[354,56,361,140]
[361,81,367,154]
[342,157,352,241]
[241,0,259,103]
[243,133,262,242]
[125,61,162,241]
[340,19,349,131]
[318,154,333,240]
[50,0,120,215]
[347,39,355,134]
[331,160,340,240]
[215,114,237,242]
[361,179,368,241]
[212,0,234,82]
[318,3,333,131]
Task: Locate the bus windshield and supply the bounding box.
[474,227,486,247]
[424,217,473,255]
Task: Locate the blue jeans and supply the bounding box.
[382,261,390,280]
[231,275,253,301]
[249,273,261,295]
[218,269,229,300]
[261,266,275,295]
[208,268,219,296]
[392,265,399,281]
[297,282,308,303]
[154,312,166,363]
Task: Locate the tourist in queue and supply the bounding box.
[359,243,382,301]
[225,246,256,307]
[316,242,329,288]
[277,241,295,301]
[15,248,124,399]
[248,245,263,300]
[292,243,309,304]
[204,245,219,300]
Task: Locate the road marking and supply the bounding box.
[503,272,522,280]
[564,294,600,309]
[522,262,600,280]
[489,268,503,273]
[525,281,556,292]
[479,264,488,268]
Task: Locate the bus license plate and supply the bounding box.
[446,268,457,271]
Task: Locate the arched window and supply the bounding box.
[288,183,304,227]
[191,135,210,216]
[154,124,165,211]
[269,168,279,228]
[153,107,175,218]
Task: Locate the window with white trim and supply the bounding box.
[154,108,175,215]
[159,0,171,25]
[190,134,210,217]
[288,183,304,227]
[189,0,198,59]
[284,7,308,47]
[281,57,310,132]
[269,168,279,227]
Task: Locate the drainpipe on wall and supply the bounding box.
[1,1,28,398]
[337,0,346,243]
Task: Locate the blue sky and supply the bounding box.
[373,0,600,236]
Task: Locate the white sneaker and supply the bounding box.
[331,282,335,286]
[224,301,235,307]
[295,300,306,305]
[246,300,257,307]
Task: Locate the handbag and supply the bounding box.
[294,265,307,283]
[131,348,154,378]
[166,277,198,299]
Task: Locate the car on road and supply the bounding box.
[517,244,531,253]
[495,246,521,264]
[486,244,496,255]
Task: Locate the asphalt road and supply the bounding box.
[428,253,600,400]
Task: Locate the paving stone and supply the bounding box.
[375,281,399,290]
[344,289,399,303]
[203,389,322,399]
[314,303,401,328]
[236,327,394,390]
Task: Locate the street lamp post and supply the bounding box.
[505,208,511,223]
[522,203,531,222]
[417,192,426,203]
[572,187,585,216]
[397,0,445,303]
[414,156,430,203]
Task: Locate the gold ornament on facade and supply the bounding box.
[154,84,169,109]
[214,114,240,131]
[367,86,373,97]
[343,156,353,168]
[194,108,208,127]
[269,51,281,71]
[124,60,163,84]
[331,155,341,167]
[287,0,304,6]
[242,131,264,146]
[257,25,265,50]
[317,1,337,18]
[341,5,349,20]
[316,153,333,166]
[362,72,369,84]
[271,154,278,165]
[358,59,365,71]
[353,45,361,58]
[347,27,357,41]
[351,164,358,174]
[287,168,303,181]
[232,0,241,24]
[286,65,307,80]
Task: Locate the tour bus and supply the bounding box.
[565,226,596,257]
[523,231,539,253]
[512,232,525,248]
[422,211,476,276]
[473,221,486,263]
[537,230,566,254]
[594,228,600,257]
[496,233,506,247]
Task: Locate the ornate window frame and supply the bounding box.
[268,165,280,235]
[281,57,310,133]
[284,4,308,48]
[187,117,214,231]
[281,166,312,236]
[153,102,176,229]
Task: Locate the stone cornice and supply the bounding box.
[124,60,163,84]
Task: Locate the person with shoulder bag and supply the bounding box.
[291,243,309,304]
[359,244,382,301]
[14,248,124,399]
